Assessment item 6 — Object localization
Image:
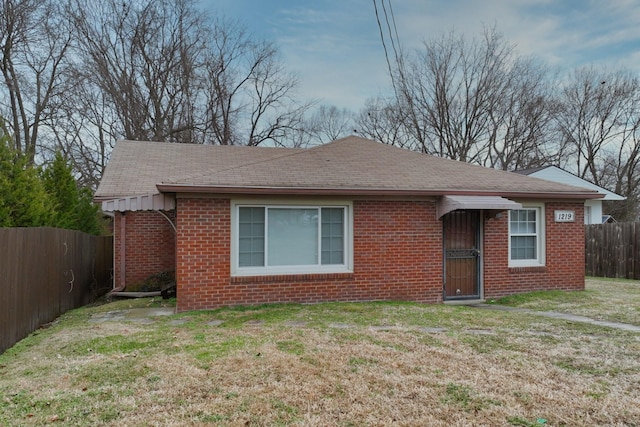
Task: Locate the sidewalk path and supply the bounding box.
[471,304,640,332]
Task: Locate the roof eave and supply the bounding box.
[155,183,603,199]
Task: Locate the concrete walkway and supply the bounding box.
[471,304,640,332]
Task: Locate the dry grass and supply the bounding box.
[1,286,639,426]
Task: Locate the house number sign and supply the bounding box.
[554,210,575,222]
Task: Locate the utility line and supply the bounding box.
[373,0,398,96]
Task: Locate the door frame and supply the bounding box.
[442,210,483,301]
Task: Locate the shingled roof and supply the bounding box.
[96,136,601,201]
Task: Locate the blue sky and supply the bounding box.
[201,0,640,111]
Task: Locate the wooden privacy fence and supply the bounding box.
[0,227,113,354]
[585,222,640,279]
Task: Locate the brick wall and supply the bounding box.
[114,211,176,289]
[483,201,585,298]
[173,197,586,311]
[176,198,443,311]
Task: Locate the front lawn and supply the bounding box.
[1,281,639,426]
[493,277,640,326]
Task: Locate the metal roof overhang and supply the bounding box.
[101,193,175,212]
[436,195,522,219]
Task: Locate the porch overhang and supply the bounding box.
[437,195,522,219]
[101,193,175,212]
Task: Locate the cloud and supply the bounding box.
[202,0,640,111]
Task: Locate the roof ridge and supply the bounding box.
[160,136,374,185]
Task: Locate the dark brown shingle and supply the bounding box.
[96,136,600,199]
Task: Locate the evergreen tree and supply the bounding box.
[41,152,102,235]
[0,136,52,227]
[0,138,103,234]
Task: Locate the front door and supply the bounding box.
[443,211,480,300]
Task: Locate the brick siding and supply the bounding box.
[176,198,443,311]
[113,211,176,289]
[483,201,585,298]
[117,198,586,311]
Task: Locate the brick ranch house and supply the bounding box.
[95,136,601,312]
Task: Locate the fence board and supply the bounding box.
[586,222,640,279]
[0,228,113,354]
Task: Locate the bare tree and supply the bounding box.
[396,28,517,162]
[484,58,564,170]
[46,81,121,188]
[70,0,309,147]
[53,0,308,185]
[304,105,355,145]
[376,25,566,171]
[556,67,640,186]
[355,97,414,149]
[201,17,310,146]
[0,0,72,164]
[242,42,308,146]
[68,0,208,144]
[555,67,640,220]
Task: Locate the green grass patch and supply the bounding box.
[186,335,255,366]
[507,416,548,426]
[554,357,628,377]
[462,334,525,354]
[441,382,501,411]
[348,357,378,372]
[276,340,305,355]
[84,333,167,356]
[490,278,640,326]
[491,290,590,307]
[75,359,150,386]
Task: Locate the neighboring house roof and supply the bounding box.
[515,165,625,201]
[96,136,602,205]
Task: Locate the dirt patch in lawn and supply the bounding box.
[1,297,639,426]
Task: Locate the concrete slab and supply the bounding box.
[329,323,355,329]
[244,320,265,326]
[417,327,447,334]
[465,329,495,335]
[89,307,175,323]
[283,321,307,328]
[471,304,640,332]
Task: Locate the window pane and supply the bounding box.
[510,209,536,234]
[238,207,265,267]
[511,236,536,260]
[268,208,318,266]
[321,208,344,265]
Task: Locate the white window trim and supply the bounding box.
[508,203,546,267]
[231,199,353,277]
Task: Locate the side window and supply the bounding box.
[509,205,545,267]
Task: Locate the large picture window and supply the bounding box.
[509,205,545,267]
[233,202,352,276]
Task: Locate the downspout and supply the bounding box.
[156,210,177,233]
[119,212,126,291]
[156,208,178,298]
[103,211,116,291]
